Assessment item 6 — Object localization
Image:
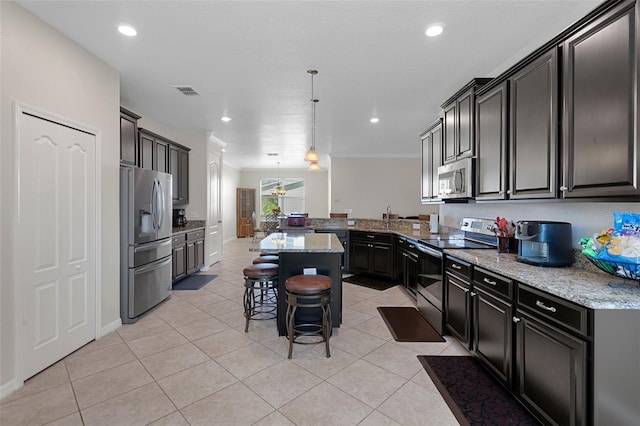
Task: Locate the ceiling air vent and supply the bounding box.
[173,85,200,96]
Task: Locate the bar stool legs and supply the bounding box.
[284,274,333,359]
[242,263,279,332]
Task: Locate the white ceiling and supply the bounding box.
[17,0,601,170]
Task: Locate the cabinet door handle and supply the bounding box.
[367,235,375,239]
[536,300,557,313]
[470,292,477,297]
[560,186,568,192]
[483,278,497,286]
[506,190,512,195]
[451,264,462,270]
[512,316,521,323]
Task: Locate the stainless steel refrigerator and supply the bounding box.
[120,166,173,323]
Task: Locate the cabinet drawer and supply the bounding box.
[187,229,205,241]
[172,234,186,246]
[473,267,513,299]
[350,231,393,244]
[445,256,471,279]
[518,285,589,337]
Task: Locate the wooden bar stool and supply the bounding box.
[284,274,332,359]
[252,255,279,264]
[242,263,279,332]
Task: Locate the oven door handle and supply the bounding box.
[416,244,442,259]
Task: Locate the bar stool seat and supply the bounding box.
[252,255,279,264]
[243,263,279,332]
[285,274,332,359]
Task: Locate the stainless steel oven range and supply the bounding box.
[416,217,497,334]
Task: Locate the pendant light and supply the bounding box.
[271,162,286,196]
[308,161,320,171]
[303,69,320,163]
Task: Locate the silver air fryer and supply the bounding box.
[515,221,574,267]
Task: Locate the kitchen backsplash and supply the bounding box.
[441,201,640,248]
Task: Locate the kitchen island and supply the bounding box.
[252,232,344,336]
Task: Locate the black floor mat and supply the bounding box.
[417,355,541,426]
[172,274,217,290]
[378,307,445,342]
[342,274,399,291]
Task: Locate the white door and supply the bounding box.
[206,141,222,266]
[17,111,96,380]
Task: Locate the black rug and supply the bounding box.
[172,274,217,291]
[342,274,398,291]
[378,307,445,342]
[417,356,541,426]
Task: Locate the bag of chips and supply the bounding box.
[596,212,640,274]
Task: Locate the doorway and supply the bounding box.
[206,138,223,266]
[15,106,98,380]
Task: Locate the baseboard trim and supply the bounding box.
[0,379,20,401]
[99,318,122,338]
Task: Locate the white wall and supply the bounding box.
[135,115,208,221]
[240,168,330,218]
[441,201,640,248]
[1,1,120,394]
[222,163,241,242]
[330,157,439,219]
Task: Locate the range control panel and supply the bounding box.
[460,217,496,236]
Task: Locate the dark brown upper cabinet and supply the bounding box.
[508,48,559,200]
[138,131,155,170]
[475,81,509,201]
[561,0,639,198]
[120,108,140,166]
[421,119,443,203]
[441,79,492,164]
[138,128,190,205]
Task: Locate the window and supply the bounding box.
[259,178,305,216]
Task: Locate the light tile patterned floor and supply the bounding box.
[0,238,469,426]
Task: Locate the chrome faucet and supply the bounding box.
[385,205,391,229]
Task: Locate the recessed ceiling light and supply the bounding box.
[370,117,379,123]
[221,116,232,122]
[425,25,444,37]
[118,25,137,37]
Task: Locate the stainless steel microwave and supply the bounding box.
[437,158,475,200]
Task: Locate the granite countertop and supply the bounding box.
[447,249,640,310]
[252,232,344,253]
[172,220,205,235]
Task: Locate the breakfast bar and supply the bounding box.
[253,232,344,336]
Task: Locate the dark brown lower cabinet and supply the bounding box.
[172,229,205,283]
[445,273,472,347]
[473,287,513,384]
[472,267,514,385]
[172,239,186,283]
[349,232,394,279]
[515,310,587,426]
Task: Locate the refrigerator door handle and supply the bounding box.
[156,179,164,230]
[153,179,160,231]
[149,179,156,231]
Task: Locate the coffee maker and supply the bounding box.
[173,208,187,227]
[515,220,574,266]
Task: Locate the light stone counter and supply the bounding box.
[447,249,640,310]
[252,232,344,253]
